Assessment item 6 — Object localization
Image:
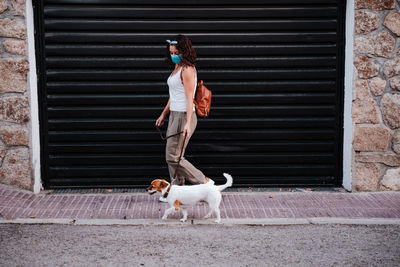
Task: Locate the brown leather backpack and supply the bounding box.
[180,65,212,118]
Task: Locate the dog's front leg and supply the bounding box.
[180,208,188,222]
[162,206,175,220]
[214,208,221,223]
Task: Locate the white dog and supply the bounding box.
[147,173,233,223]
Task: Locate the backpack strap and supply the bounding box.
[180,64,185,85]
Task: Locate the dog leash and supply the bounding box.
[156,125,188,191]
[156,125,184,140]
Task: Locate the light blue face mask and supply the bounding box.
[170,54,183,64]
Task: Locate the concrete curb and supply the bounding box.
[308,217,400,225]
[1,217,400,226]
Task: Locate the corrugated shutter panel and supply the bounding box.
[35,0,345,188]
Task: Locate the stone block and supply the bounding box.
[12,0,25,17]
[0,58,29,93]
[354,31,395,58]
[0,95,30,123]
[355,10,379,34]
[0,142,6,163]
[354,55,380,79]
[383,57,400,78]
[390,76,400,91]
[355,0,395,10]
[379,167,400,190]
[352,80,379,123]
[353,162,380,191]
[369,76,386,96]
[353,125,390,152]
[384,11,400,36]
[0,124,29,146]
[3,39,26,55]
[380,93,400,129]
[0,18,26,39]
[392,129,400,154]
[355,153,400,166]
[354,36,375,55]
[373,31,395,58]
[0,0,7,14]
[0,147,31,190]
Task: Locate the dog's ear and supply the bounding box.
[160,180,169,189]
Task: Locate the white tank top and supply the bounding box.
[167,65,197,112]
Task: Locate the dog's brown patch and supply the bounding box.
[174,200,180,211]
[159,180,169,189]
[202,177,213,184]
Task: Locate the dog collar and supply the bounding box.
[162,184,172,198]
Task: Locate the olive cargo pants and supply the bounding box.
[166,111,206,185]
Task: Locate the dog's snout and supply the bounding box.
[147,184,157,195]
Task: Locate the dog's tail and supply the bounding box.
[217,173,233,192]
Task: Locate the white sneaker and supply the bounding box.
[159,196,168,203]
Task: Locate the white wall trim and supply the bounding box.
[26,0,43,194]
[342,0,354,192]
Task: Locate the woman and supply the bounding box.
[155,34,209,200]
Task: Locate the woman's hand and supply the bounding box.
[155,113,166,127]
[183,122,191,139]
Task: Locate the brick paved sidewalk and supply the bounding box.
[0,185,399,221]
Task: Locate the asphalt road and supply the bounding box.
[1,224,399,267]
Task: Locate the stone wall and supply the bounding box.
[353,0,400,191]
[0,0,32,190]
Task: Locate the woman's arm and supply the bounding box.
[182,65,196,138]
[162,98,170,117]
[156,98,170,127]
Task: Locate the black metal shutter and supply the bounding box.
[34,0,345,188]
